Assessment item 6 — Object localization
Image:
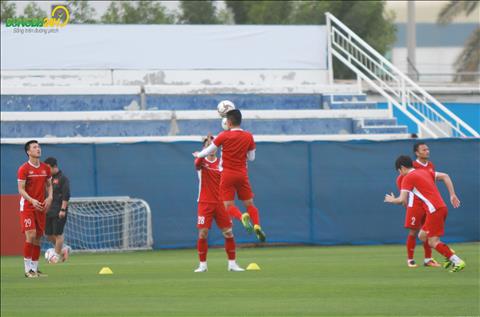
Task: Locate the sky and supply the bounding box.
[9,1,480,24]
[11,1,226,20]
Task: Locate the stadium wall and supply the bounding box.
[1,139,478,254]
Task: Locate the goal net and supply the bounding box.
[48,197,153,252]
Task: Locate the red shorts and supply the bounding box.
[197,202,232,230]
[19,209,46,236]
[220,170,254,201]
[422,207,448,238]
[404,206,426,230]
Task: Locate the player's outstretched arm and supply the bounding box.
[384,190,408,205]
[436,172,460,208]
[193,143,218,158]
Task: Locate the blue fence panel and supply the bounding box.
[1,139,478,249]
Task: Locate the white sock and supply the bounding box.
[424,258,432,263]
[228,260,237,266]
[31,261,38,272]
[24,258,31,273]
[199,261,207,268]
[449,254,462,265]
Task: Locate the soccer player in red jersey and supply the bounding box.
[193,135,244,272]
[17,140,53,278]
[396,142,461,268]
[193,110,266,242]
[385,156,465,273]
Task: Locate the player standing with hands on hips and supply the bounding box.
[193,109,266,242]
[17,140,52,278]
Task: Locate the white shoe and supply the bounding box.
[228,262,245,272]
[194,264,208,273]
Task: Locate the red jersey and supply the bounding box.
[397,160,436,209]
[413,159,435,173]
[17,161,52,212]
[195,157,221,203]
[213,128,255,173]
[397,160,435,208]
[401,169,446,213]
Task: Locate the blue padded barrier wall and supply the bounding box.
[1,139,478,249]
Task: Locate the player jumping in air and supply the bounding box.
[385,155,465,273]
[17,140,53,278]
[193,109,266,242]
[193,135,244,272]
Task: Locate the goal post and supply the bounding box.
[58,196,153,252]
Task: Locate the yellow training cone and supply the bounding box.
[99,267,113,275]
[246,263,261,271]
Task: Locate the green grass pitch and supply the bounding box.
[1,243,479,317]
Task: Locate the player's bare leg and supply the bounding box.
[194,228,209,272]
[243,199,266,242]
[24,229,37,278]
[32,235,47,277]
[222,228,244,272]
[55,234,68,262]
[419,231,465,272]
[406,229,418,267]
[224,200,253,234]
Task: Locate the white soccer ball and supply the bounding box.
[217,100,235,117]
[44,248,59,264]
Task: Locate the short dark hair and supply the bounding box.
[395,155,413,170]
[44,157,58,167]
[226,109,242,126]
[24,140,38,154]
[202,135,214,147]
[413,142,426,153]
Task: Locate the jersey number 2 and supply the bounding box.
[410,217,416,226]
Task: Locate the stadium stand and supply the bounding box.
[0,92,408,138]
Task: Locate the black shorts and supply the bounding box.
[45,215,67,236]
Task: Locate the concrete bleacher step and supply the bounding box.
[327,102,377,110]
[324,94,367,102]
[1,118,357,138]
[1,94,325,111]
[361,118,398,126]
[0,94,141,112]
[355,125,408,134]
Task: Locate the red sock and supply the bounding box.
[434,242,454,259]
[406,235,416,259]
[247,205,260,226]
[224,237,236,260]
[197,238,208,262]
[32,245,41,261]
[24,242,33,260]
[423,241,432,259]
[227,205,242,221]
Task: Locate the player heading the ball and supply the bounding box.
[193,109,266,242]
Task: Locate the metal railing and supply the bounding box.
[326,12,479,138]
